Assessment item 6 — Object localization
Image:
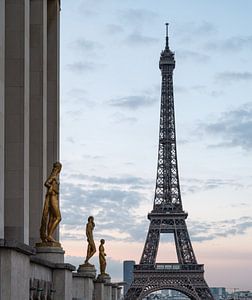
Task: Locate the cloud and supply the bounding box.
[124,31,158,46]
[198,103,252,150]
[120,8,157,26]
[65,88,95,107]
[59,169,251,247]
[66,61,96,73]
[106,24,124,35]
[215,72,252,83]
[176,50,210,63]
[71,38,102,54]
[108,95,157,110]
[110,112,138,124]
[67,173,152,186]
[188,216,252,242]
[205,35,252,52]
[60,173,152,243]
[176,21,217,43]
[181,177,244,194]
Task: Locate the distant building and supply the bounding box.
[210,287,227,299]
[123,260,135,295]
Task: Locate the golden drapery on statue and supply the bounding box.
[39,161,62,245]
[84,216,96,265]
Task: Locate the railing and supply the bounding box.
[134,263,204,271]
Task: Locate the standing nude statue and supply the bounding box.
[85,216,96,265]
[40,162,62,244]
[99,239,108,276]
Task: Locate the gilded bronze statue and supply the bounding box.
[39,161,62,244]
[84,216,96,264]
[99,239,108,276]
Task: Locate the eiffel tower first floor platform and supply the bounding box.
[124,263,214,300]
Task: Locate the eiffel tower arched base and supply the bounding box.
[124,264,214,300]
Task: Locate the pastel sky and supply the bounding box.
[59,0,252,292]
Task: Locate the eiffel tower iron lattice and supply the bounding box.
[124,24,214,300]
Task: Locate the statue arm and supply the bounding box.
[44,176,56,188]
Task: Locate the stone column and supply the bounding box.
[47,0,60,241]
[29,0,60,246]
[4,0,30,244]
[47,0,60,169]
[29,0,48,247]
[0,0,5,240]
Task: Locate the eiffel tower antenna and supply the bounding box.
[124,24,214,300]
[165,22,169,49]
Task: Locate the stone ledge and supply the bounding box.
[0,239,35,255]
[55,263,76,271]
[73,272,96,279]
[30,255,76,271]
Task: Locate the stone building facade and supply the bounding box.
[0,1,122,299]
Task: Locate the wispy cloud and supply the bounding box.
[176,21,217,43]
[108,95,157,110]
[106,24,124,35]
[176,50,210,63]
[205,35,252,52]
[120,8,157,26]
[66,61,97,73]
[71,38,102,54]
[188,216,252,242]
[181,177,244,194]
[198,103,252,150]
[124,31,158,46]
[215,72,252,83]
[60,181,149,242]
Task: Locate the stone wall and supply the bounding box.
[0,240,123,300]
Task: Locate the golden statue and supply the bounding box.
[84,216,96,264]
[39,162,62,244]
[99,239,108,276]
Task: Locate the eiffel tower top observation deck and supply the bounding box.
[153,23,183,214]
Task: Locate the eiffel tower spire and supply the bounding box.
[124,25,214,300]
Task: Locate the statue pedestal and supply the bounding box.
[77,262,96,278]
[35,242,64,264]
[97,273,111,283]
[72,263,96,300]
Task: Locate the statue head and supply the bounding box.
[53,161,62,173]
[88,216,94,222]
[100,239,105,245]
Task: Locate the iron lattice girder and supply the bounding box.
[139,213,197,266]
[154,66,182,213]
[124,267,213,300]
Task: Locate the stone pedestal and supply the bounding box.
[104,282,113,300]
[35,243,64,264]
[53,264,74,300]
[117,286,122,300]
[77,263,96,278]
[112,284,118,300]
[72,263,96,300]
[94,278,105,300]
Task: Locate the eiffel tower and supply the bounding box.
[124,24,214,300]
